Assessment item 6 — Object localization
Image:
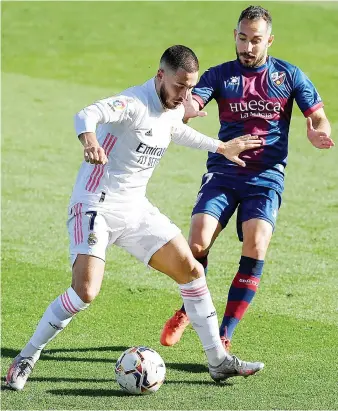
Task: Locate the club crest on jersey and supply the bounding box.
[108,99,126,111]
[87,233,98,246]
[271,71,286,86]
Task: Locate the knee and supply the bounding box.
[189,242,209,259]
[242,220,272,259]
[247,247,265,260]
[191,260,205,278]
[243,239,268,260]
[178,256,205,284]
[72,283,99,303]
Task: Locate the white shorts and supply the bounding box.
[67,199,181,266]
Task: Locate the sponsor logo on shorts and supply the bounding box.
[207,311,216,318]
[88,233,98,246]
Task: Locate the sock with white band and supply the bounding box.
[179,276,231,366]
[20,287,89,361]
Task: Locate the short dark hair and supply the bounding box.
[238,5,272,30]
[160,45,199,73]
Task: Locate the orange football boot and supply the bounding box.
[160,310,190,346]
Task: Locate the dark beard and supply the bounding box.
[159,84,171,109]
[236,48,267,68]
[159,84,179,110]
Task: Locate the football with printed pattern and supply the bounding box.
[115,346,166,395]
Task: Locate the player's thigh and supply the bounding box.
[241,219,273,259]
[188,213,223,258]
[67,204,113,265]
[67,204,118,302]
[71,254,105,303]
[149,232,204,284]
[115,202,201,284]
[191,173,238,255]
[238,188,281,258]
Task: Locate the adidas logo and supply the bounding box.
[145,129,153,136]
[207,311,216,318]
[48,322,63,331]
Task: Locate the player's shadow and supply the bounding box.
[0,377,115,393]
[2,348,208,373]
[31,376,114,383]
[47,388,128,397]
[1,347,219,388]
[1,346,129,364]
[43,346,129,354]
[165,362,208,373]
[46,379,232,397]
[1,348,207,372]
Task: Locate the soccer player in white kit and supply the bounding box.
[6,45,264,391]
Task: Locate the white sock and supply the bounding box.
[179,276,231,366]
[20,287,89,360]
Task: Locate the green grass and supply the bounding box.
[2,1,338,410]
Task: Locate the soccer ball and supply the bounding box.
[115,346,166,395]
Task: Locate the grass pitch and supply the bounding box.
[2,1,338,410]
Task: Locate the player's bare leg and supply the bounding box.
[71,254,105,303]
[160,214,232,349]
[241,218,273,260]
[6,255,104,391]
[150,233,264,381]
[188,213,223,258]
[220,218,273,341]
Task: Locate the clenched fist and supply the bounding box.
[84,145,108,165]
[79,132,108,165]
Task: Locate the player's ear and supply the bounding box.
[267,34,274,48]
[157,69,164,81]
[234,28,237,41]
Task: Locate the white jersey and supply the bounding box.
[70,78,219,210]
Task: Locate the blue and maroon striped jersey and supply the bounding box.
[192,56,323,193]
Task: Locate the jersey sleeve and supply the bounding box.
[74,95,138,135]
[171,123,219,153]
[192,68,218,109]
[293,67,324,117]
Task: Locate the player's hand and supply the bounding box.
[84,145,108,165]
[307,117,334,149]
[217,135,262,167]
[182,93,207,122]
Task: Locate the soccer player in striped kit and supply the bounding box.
[6,45,264,391]
[160,6,334,349]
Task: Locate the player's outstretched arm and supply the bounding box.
[217,135,262,167]
[78,132,108,165]
[307,109,334,149]
[170,123,261,167]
